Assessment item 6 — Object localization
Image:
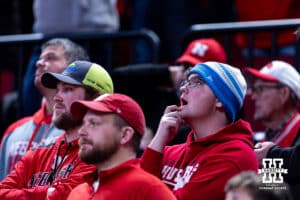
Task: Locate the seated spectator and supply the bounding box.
[21,0,120,117]
[0,38,89,180]
[0,60,114,199]
[67,93,176,200]
[245,60,300,147]
[225,171,292,200]
[140,61,258,199]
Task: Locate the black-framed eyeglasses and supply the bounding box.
[180,76,205,88]
[248,84,285,95]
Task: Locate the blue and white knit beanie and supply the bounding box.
[189,62,247,122]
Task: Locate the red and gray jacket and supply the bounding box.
[0,103,64,180]
[0,134,96,200]
[271,112,300,147]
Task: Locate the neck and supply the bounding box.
[263,109,296,131]
[189,114,228,140]
[44,90,56,115]
[96,149,136,172]
[65,127,80,143]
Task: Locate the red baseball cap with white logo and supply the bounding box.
[70,93,146,136]
[246,60,300,98]
[175,38,227,65]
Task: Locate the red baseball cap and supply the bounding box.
[70,93,146,136]
[175,38,227,65]
[245,67,277,82]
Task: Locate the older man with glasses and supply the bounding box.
[245,60,300,147]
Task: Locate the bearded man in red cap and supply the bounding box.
[67,93,176,200]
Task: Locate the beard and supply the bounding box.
[79,138,119,165]
[53,112,82,130]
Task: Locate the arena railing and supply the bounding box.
[0,28,160,86]
[181,18,300,131]
[181,18,300,70]
[0,29,160,127]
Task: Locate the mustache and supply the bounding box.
[55,103,66,109]
[79,137,93,146]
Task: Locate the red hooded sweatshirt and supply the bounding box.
[141,119,258,200]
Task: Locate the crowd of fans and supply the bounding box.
[1,1,300,199]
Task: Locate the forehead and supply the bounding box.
[41,45,65,56]
[253,79,275,85]
[188,73,201,79]
[84,110,115,121]
[57,82,82,89]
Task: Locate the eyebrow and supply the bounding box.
[188,75,204,81]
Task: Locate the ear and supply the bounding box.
[119,126,135,145]
[215,98,227,115]
[215,98,223,109]
[279,86,290,103]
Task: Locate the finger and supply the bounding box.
[164,110,180,118]
[162,116,181,124]
[164,105,180,114]
[254,143,262,149]
[163,112,182,124]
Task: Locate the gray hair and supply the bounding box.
[41,38,89,64]
[225,171,292,200]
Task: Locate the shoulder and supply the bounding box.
[3,116,33,135]
[208,140,258,170]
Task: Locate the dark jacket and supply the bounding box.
[267,145,300,199]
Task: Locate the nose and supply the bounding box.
[78,123,87,137]
[36,58,45,68]
[53,90,63,102]
[179,84,188,94]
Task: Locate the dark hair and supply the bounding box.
[41,38,90,64]
[289,90,299,107]
[113,114,141,154]
[83,86,101,100]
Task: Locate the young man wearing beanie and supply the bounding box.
[113,38,227,144]
[66,93,176,200]
[0,60,114,200]
[140,61,258,200]
[246,60,300,147]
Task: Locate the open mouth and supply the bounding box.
[180,98,188,106]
